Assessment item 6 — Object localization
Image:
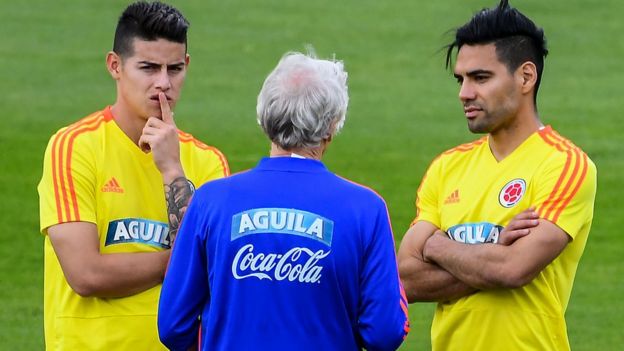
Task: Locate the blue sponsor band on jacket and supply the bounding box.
[231,208,334,247]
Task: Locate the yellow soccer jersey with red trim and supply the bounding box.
[413,126,596,351]
[38,106,229,350]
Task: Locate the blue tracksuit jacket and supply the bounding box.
[158,157,409,350]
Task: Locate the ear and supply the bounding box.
[185,53,190,67]
[517,61,538,95]
[106,51,122,80]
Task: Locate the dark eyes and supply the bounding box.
[455,75,489,84]
[140,66,183,72]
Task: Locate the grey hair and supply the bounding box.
[256,52,349,150]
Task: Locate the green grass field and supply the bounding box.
[1,0,622,349]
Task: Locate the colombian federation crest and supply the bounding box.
[499,179,526,208]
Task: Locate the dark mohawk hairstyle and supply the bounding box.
[446,0,549,100]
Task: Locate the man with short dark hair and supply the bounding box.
[158,52,409,351]
[398,1,597,350]
[37,2,228,349]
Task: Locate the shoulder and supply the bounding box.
[332,174,388,208]
[440,136,487,158]
[425,136,488,170]
[177,130,229,174]
[191,169,252,205]
[198,168,251,190]
[45,109,112,154]
[178,130,227,159]
[536,127,596,176]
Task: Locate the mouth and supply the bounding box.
[149,94,172,103]
[463,106,482,119]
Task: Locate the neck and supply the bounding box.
[269,143,327,160]
[110,101,145,145]
[489,109,542,161]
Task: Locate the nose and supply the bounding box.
[458,81,476,102]
[154,68,171,92]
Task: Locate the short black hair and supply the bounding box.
[446,0,548,101]
[113,1,189,58]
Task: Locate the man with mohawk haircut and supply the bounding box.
[398,1,596,350]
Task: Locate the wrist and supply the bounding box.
[161,166,185,184]
[424,231,446,262]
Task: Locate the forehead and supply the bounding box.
[126,38,187,63]
[454,43,505,74]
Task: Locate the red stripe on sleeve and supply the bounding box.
[542,149,578,220]
[551,152,589,223]
[536,131,572,218]
[52,114,100,222]
[50,132,65,222]
[64,117,109,221]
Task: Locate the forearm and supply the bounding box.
[398,221,477,302]
[164,174,194,243]
[399,256,477,303]
[72,250,170,298]
[424,234,516,289]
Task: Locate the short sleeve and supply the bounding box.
[534,151,597,240]
[38,129,97,234]
[412,156,442,227]
[180,138,229,188]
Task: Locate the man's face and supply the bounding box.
[114,38,189,120]
[453,43,521,134]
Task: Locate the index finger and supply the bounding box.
[159,92,174,124]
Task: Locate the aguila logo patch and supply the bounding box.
[499,179,526,208]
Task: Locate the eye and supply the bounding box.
[168,66,184,73]
[474,75,489,83]
[140,65,158,71]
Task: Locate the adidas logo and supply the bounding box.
[444,189,460,204]
[102,177,124,193]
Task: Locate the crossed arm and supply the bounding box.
[397,209,570,303]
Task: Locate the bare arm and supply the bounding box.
[48,95,197,298]
[139,92,194,243]
[423,219,569,290]
[397,221,477,303]
[48,222,170,298]
[397,209,539,302]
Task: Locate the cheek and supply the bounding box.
[171,74,187,89]
[124,70,150,88]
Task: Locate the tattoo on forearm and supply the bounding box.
[164,177,195,245]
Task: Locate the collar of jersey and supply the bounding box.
[255,156,328,173]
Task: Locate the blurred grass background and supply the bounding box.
[0,0,622,349]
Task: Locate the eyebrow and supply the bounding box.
[461,69,493,77]
[137,61,186,68]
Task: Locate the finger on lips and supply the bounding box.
[158,92,174,124]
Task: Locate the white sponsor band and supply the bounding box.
[232,244,330,284]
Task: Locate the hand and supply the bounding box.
[138,93,183,178]
[498,207,539,246]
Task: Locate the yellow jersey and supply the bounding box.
[38,106,229,350]
[414,126,596,351]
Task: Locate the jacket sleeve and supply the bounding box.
[158,192,210,350]
[358,198,410,350]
